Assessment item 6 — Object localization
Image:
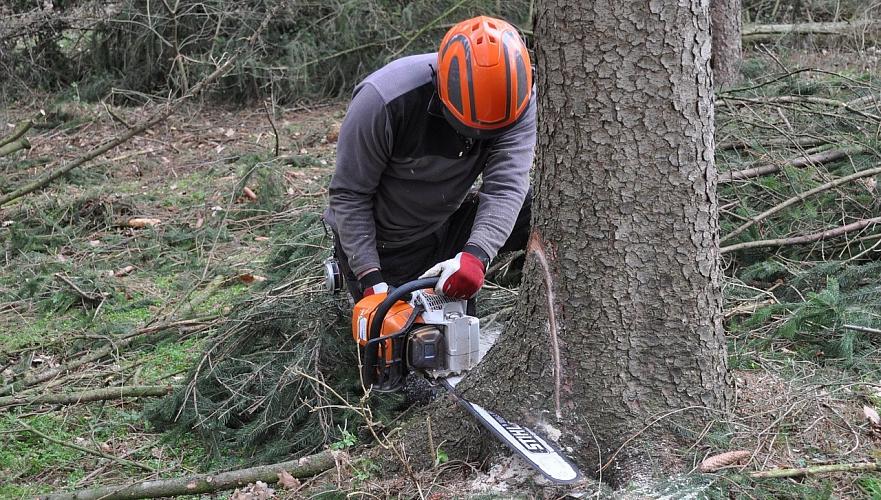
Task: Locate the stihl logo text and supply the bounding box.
[489,412,549,454]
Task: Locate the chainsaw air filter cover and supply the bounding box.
[408,325,445,370]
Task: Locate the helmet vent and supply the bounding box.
[489,36,496,43]
[476,36,483,44]
[472,22,480,31]
[488,21,497,29]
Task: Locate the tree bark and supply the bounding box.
[460,0,731,486]
[710,0,742,88]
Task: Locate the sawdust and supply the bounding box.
[468,455,537,493]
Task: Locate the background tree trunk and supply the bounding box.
[711,0,743,88]
[460,0,732,486]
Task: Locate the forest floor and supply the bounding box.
[3,45,881,499]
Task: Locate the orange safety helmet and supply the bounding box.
[436,16,532,138]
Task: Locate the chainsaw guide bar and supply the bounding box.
[441,376,582,484]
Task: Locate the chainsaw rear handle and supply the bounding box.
[362,277,439,388]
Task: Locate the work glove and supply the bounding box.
[420,246,487,299]
[359,270,388,297]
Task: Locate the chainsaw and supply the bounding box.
[325,263,581,484]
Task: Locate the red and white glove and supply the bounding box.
[420,250,486,299]
[359,270,388,297]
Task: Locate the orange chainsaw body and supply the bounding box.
[352,293,423,363]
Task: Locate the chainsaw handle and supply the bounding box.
[363,277,439,387]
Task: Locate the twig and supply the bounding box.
[17,421,156,472]
[749,461,878,479]
[716,136,828,152]
[262,98,280,158]
[0,384,174,407]
[842,324,881,335]
[722,165,881,242]
[718,146,866,183]
[742,20,875,38]
[53,272,105,303]
[721,216,881,254]
[39,450,341,500]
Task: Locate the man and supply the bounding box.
[324,15,535,302]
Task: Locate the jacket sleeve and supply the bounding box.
[467,94,536,261]
[328,83,393,277]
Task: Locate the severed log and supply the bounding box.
[719,145,865,183]
[0,119,33,148]
[750,461,878,479]
[40,450,341,500]
[721,216,881,254]
[0,384,174,407]
[0,137,30,157]
[743,20,876,39]
[722,164,881,242]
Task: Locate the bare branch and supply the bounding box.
[718,145,866,183]
[721,216,881,254]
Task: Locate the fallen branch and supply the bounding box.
[716,136,828,152]
[0,384,174,407]
[40,450,341,500]
[0,119,33,148]
[743,20,875,38]
[749,461,878,479]
[0,56,236,208]
[0,137,30,157]
[721,216,881,254]
[722,164,881,242]
[843,324,881,335]
[719,145,865,183]
[18,421,156,473]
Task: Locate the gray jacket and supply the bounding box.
[324,53,536,277]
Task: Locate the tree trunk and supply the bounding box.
[710,0,742,88]
[460,0,732,486]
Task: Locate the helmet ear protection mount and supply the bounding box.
[436,16,532,139]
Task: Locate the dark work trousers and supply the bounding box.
[334,189,532,301]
